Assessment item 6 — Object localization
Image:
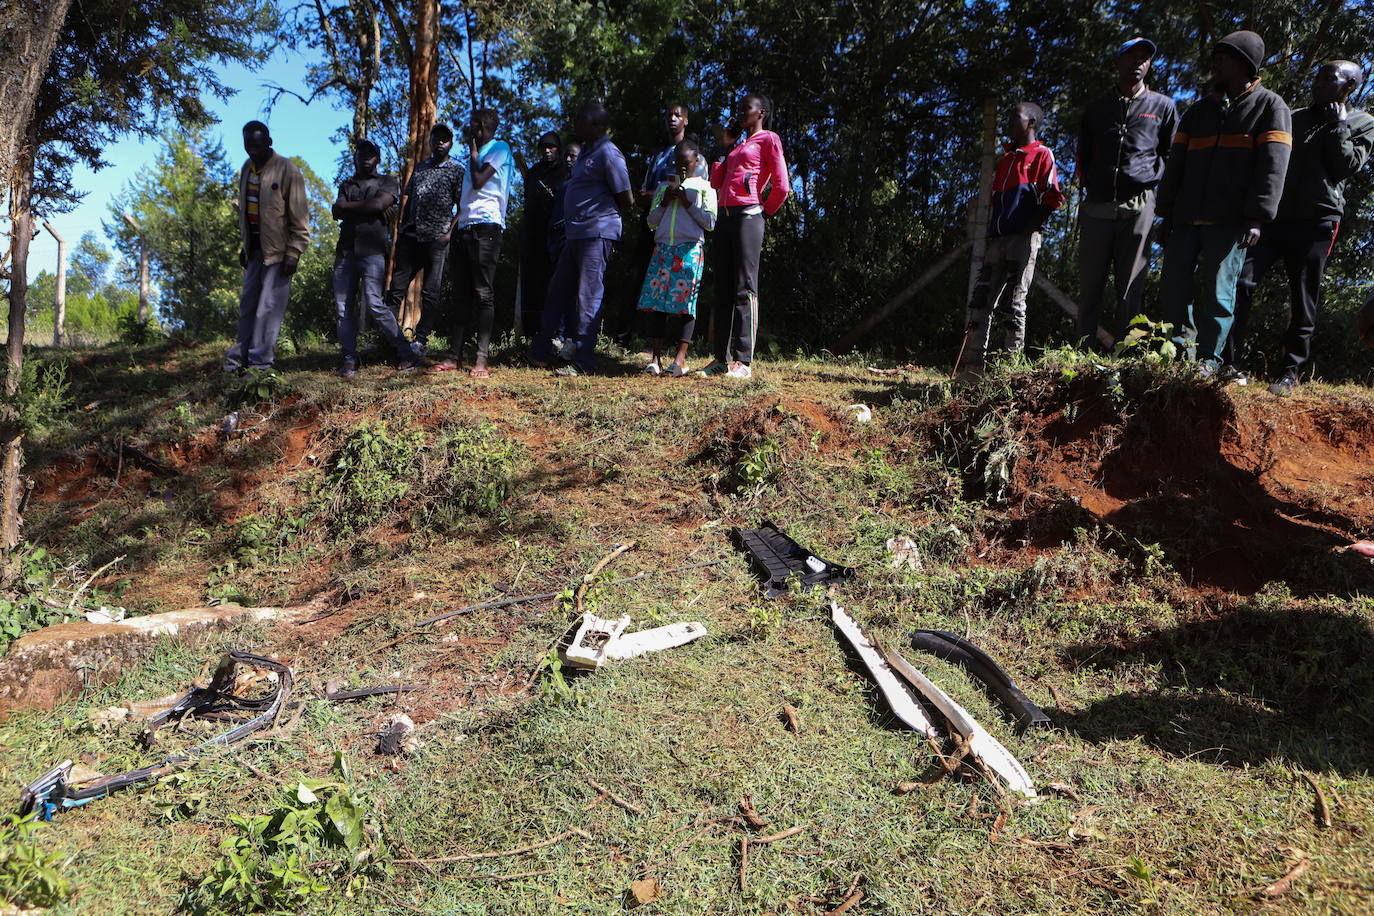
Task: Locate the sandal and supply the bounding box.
[428,359,461,373]
[469,366,491,379]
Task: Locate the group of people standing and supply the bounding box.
[224,92,789,382]
[960,30,1373,396]
[226,30,1370,394]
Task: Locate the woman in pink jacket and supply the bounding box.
[698,93,790,379]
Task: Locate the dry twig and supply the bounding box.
[739,795,769,828]
[575,542,635,614]
[737,836,750,891]
[587,777,644,815]
[1260,859,1311,897]
[1298,771,1332,828]
[752,825,806,844]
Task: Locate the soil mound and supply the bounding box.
[991,375,1374,595]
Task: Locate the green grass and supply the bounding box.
[0,338,1371,913]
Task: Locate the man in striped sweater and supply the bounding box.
[1157,30,1292,374]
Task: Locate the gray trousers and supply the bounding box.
[226,259,293,371]
[965,230,1041,367]
[1077,192,1155,346]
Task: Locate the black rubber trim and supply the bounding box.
[909,630,1050,731]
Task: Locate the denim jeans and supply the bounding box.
[388,234,450,346]
[225,259,293,371]
[1160,223,1247,364]
[334,251,419,364]
[965,230,1041,367]
[532,237,615,373]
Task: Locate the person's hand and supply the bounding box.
[281,256,299,276]
[1239,223,1262,249]
[1317,100,1347,123]
[439,232,451,246]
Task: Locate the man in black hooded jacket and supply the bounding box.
[1157,30,1292,373]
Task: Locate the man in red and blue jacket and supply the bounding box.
[960,101,1064,373]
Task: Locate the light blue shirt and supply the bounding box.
[459,139,515,229]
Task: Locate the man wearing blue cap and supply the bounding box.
[1075,37,1177,347]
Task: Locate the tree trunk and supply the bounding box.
[397,0,440,331]
[2,137,37,576]
[966,97,997,305]
[0,0,73,197]
[42,221,66,347]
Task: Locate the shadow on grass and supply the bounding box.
[1060,604,1374,774]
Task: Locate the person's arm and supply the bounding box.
[684,184,717,231]
[1156,99,1179,178]
[1155,108,1192,243]
[283,161,311,272]
[1031,148,1064,227]
[608,146,635,211]
[1075,104,1094,188]
[442,165,467,241]
[469,139,500,189]
[646,185,667,229]
[1319,110,1374,182]
[709,154,726,191]
[760,134,791,215]
[1242,98,1294,247]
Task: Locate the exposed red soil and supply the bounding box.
[1006,383,1374,595]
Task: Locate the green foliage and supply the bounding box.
[0,359,71,440]
[0,815,71,909]
[194,755,383,913]
[107,131,241,335]
[421,422,527,527]
[0,547,66,653]
[324,421,425,529]
[736,439,781,491]
[117,313,161,346]
[1113,315,1179,362]
[227,368,287,407]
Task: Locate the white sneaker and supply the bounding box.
[726,363,753,379]
[668,362,689,378]
[644,362,662,376]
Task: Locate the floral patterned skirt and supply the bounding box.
[637,241,705,317]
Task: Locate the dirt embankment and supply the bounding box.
[997,378,1374,595]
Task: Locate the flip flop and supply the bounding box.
[469,366,491,379]
[428,360,461,373]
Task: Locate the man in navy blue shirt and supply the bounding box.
[1075,36,1177,347]
[530,102,634,375]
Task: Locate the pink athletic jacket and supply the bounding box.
[710,129,790,215]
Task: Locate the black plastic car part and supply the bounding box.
[18,651,293,819]
[733,522,855,597]
[908,629,1050,731]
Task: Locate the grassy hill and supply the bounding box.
[1,339,1372,914]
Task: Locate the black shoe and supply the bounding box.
[1268,375,1296,397]
[337,360,358,380]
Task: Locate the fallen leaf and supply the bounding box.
[628,878,661,907]
[1045,781,1083,802]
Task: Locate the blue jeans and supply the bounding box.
[1160,224,1247,364]
[334,251,417,364]
[531,237,615,373]
[226,258,292,371]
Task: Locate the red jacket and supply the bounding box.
[711,129,790,215]
[988,140,1064,237]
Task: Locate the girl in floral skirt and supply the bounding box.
[639,139,717,376]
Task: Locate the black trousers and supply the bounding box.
[388,234,450,344]
[446,222,503,361]
[639,310,696,345]
[711,208,764,364]
[1225,218,1338,377]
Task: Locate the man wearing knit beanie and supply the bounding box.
[1157,29,1292,374]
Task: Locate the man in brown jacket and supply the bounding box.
[225,120,311,373]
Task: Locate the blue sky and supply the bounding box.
[28,48,345,278]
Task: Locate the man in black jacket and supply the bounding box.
[1157,30,1292,372]
[1224,60,1373,395]
[1076,37,1177,348]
